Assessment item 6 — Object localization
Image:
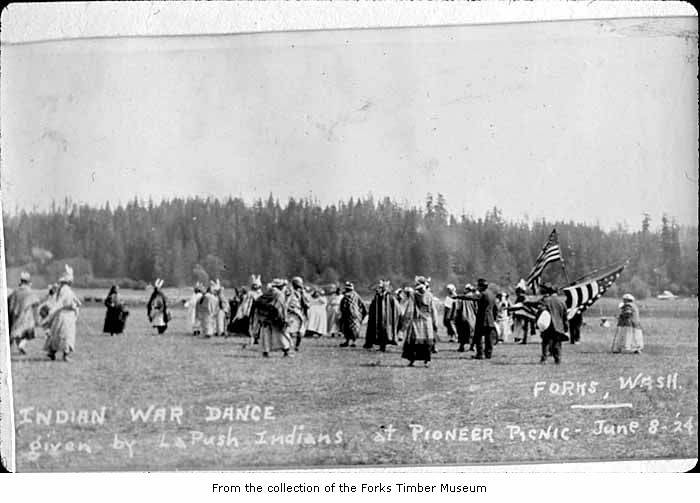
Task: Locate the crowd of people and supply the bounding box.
[7,268,646,364]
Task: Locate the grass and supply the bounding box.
[9,300,698,472]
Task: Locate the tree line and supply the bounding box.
[3,195,697,298]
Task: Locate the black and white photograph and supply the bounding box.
[0,3,697,474]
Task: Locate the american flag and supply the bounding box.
[509,262,626,322]
[526,229,562,289]
[563,263,626,319]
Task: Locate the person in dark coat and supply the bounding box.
[103,285,128,336]
[364,280,401,352]
[451,283,477,352]
[538,282,569,364]
[146,279,169,334]
[459,278,498,360]
[339,282,367,348]
[568,311,583,344]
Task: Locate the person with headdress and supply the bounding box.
[146,279,170,335]
[400,276,438,367]
[185,283,204,336]
[42,265,81,361]
[339,281,367,348]
[364,280,401,352]
[286,276,310,350]
[252,278,293,357]
[451,283,477,352]
[305,288,328,338]
[326,285,342,337]
[7,272,40,354]
[458,278,498,360]
[196,282,219,338]
[443,284,458,343]
[232,274,264,342]
[612,293,644,354]
[537,282,569,364]
[103,284,129,336]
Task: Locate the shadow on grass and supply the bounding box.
[11,356,57,363]
[221,353,261,359]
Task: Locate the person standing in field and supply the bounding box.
[612,293,644,354]
[213,280,228,337]
[305,289,328,338]
[459,278,498,360]
[443,284,458,343]
[568,311,583,345]
[146,279,170,334]
[538,282,569,364]
[401,276,438,367]
[185,283,203,336]
[364,280,401,352]
[233,275,264,342]
[511,280,531,344]
[452,283,477,353]
[103,285,129,336]
[286,276,310,351]
[253,278,293,358]
[197,283,219,338]
[7,271,40,355]
[339,281,367,348]
[326,285,342,337]
[396,286,413,343]
[43,265,81,362]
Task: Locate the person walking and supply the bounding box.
[401,276,438,367]
[7,272,40,354]
[253,278,293,357]
[43,265,81,361]
[338,282,367,348]
[364,280,401,352]
[611,293,644,354]
[538,282,569,364]
[103,285,128,336]
[443,284,458,343]
[452,283,477,352]
[147,279,170,334]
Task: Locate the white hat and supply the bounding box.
[59,265,74,283]
[622,293,635,302]
[446,283,456,292]
[250,274,262,289]
[536,310,552,331]
[19,271,31,283]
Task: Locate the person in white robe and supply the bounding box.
[612,293,644,353]
[197,283,219,338]
[42,265,81,361]
[305,289,328,337]
[185,283,203,336]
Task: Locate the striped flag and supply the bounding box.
[509,262,627,322]
[563,263,626,319]
[526,229,562,289]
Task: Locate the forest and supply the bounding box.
[2,194,697,298]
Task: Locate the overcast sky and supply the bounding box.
[1,17,697,229]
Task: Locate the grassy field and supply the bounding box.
[9,299,698,472]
